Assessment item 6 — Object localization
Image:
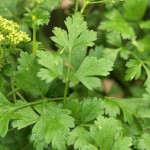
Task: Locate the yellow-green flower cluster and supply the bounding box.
[0,16,19,32]
[0,33,4,42]
[6,30,31,45]
[0,16,31,45]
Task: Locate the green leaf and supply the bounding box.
[66,98,104,124]
[68,126,97,150]
[103,48,119,62]
[0,73,9,94]
[119,47,130,60]
[51,13,97,51]
[140,20,150,30]
[75,56,113,90]
[12,102,39,129]
[0,0,30,18]
[37,50,63,83]
[100,10,135,39]
[40,0,61,11]
[89,46,104,59]
[30,105,75,150]
[104,98,137,124]
[125,59,142,81]
[80,98,104,123]
[76,57,113,76]
[103,99,120,117]
[70,47,86,70]
[144,70,150,88]
[24,8,50,26]
[15,52,50,96]
[65,99,82,121]
[123,0,147,21]
[137,108,150,118]
[133,35,150,52]
[111,137,132,150]
[0,111,13,138]
[90,116,124,150]
[113,98,137,124]
[0,0,18,17]
[106,32,122,47]
[77,77,100,90]
[138,133,150,150]
[0,92,15,137]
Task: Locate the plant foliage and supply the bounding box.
[1,0,150,150]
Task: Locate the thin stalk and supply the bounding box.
[32,22,37,55]
[75,0,80,11]
[16,97,64,111]
[16,92,26,101]
[7,87,20,97]
[129,51,143,64]
[11,77,16,103]
[64,50,72,104]
[80,2,88,14]
[88,0,105,4]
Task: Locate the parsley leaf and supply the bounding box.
[123,0,147,21]
[125,59,142,81]
[100,10,135,39]
[66,98,104,124]
[68,126,97,150]
[138,133,150,150]
[90,116,132,150]
[12,102,39,130]
[15,52,50,96]
[0,92,16,137]
[30,105,75,150]
[51,13,97,51]
[37,50,63,83]
[74,57,113,90]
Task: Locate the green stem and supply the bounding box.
[16,92,26,101]
[81,2,88,14]
[64,50,72,105]
[7,87,20,97]
[129,51,143,64]
[16,97,64,111]
[75,0,80,11]
[88,0,105,4]
[11,77,16,103]
[32,22,37,55]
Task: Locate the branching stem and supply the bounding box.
[7,87,20,97]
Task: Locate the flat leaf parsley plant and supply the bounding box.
[0,0,150,150]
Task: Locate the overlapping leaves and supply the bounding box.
[36,50,63,83]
